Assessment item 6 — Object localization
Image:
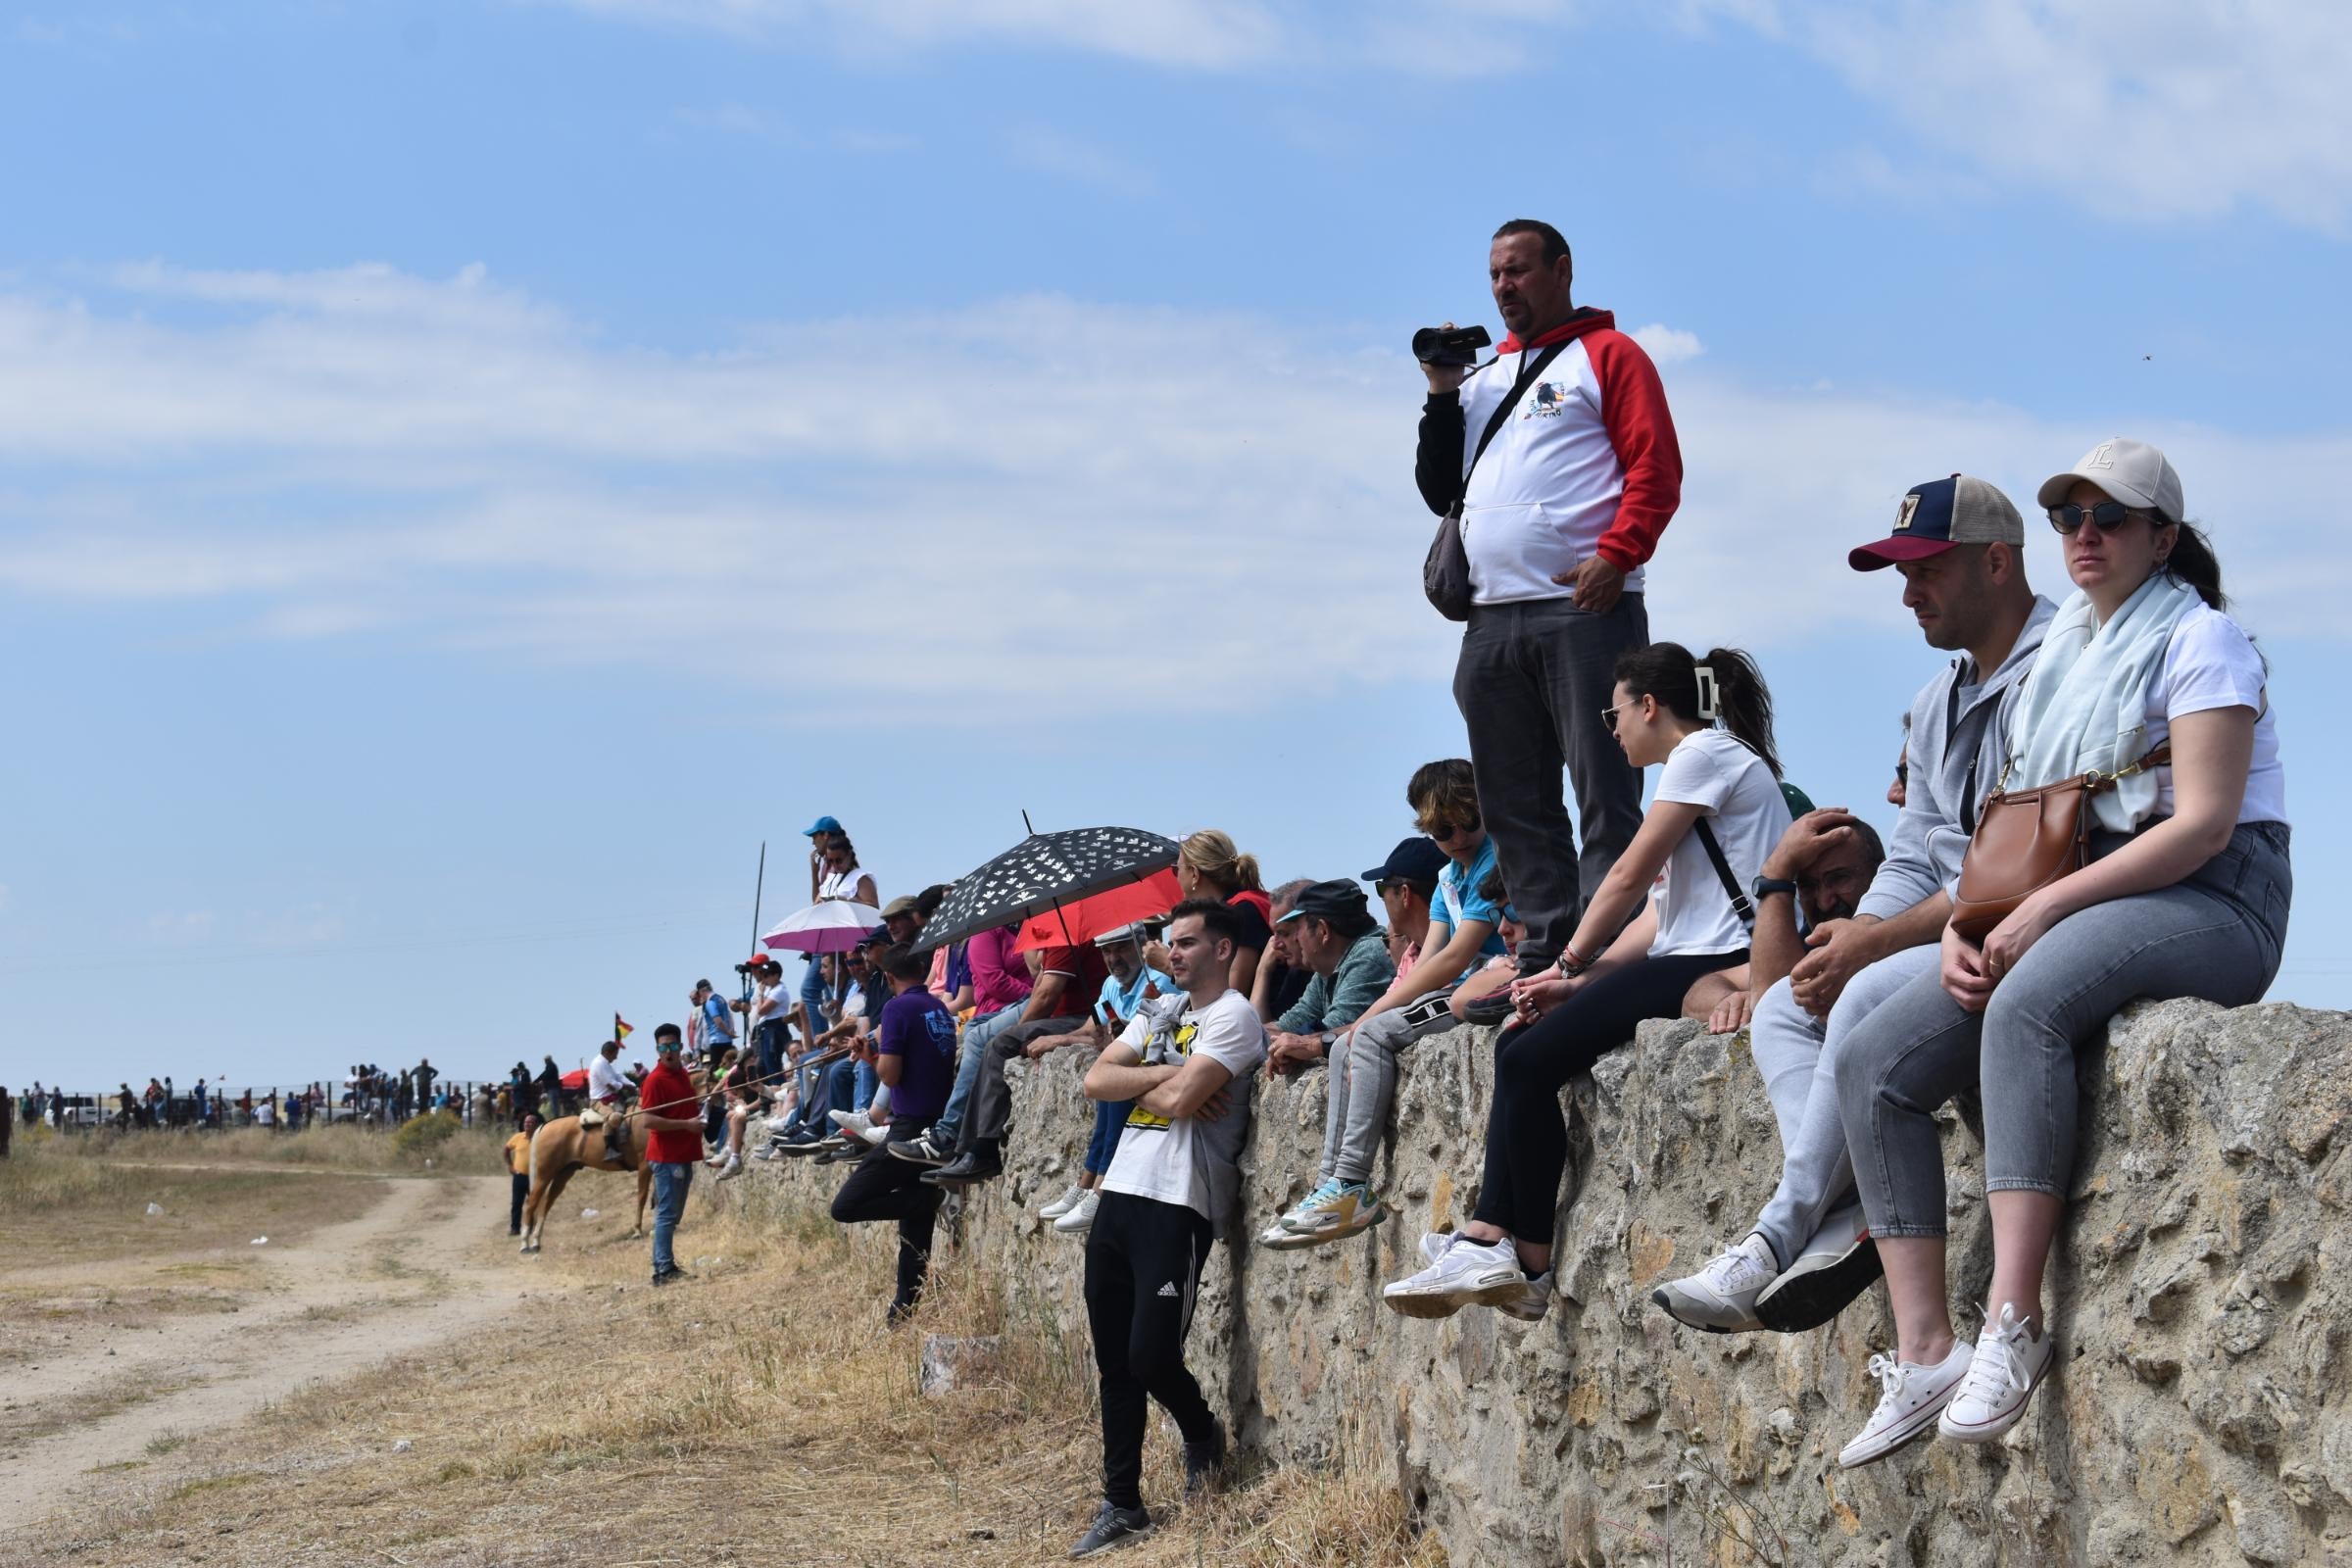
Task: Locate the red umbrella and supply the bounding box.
[1012,869,1184,954]
[559,1068,590,1091]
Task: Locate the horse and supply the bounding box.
[515,1108,655,1254]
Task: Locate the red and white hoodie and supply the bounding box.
[1454,310,1682,604]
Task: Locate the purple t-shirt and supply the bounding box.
[965,926,1035,1015]
[876,988,959,1123]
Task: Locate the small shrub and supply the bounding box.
[390,1111,463,1160]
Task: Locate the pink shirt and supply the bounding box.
[966,926,1036,1015]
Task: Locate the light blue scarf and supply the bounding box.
[2005,572,2201,834]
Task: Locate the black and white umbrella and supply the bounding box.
[917,826,1181,953]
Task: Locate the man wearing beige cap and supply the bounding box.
[1653,473,2057,1349]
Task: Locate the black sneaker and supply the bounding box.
[813,1144,860,1165]
[1182,1418,1226,1498]
[777,1138,827,1157]
[922,1150,1003,1188]
[1753,1206,1883,1334]
[651,1267,690,1288]
[887,1133,951,1167]
[1068,1501,1152,1558]
[1459,992,1515,1026]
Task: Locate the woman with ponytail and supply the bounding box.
[1167,830,1270,998]
[1381,642,1791,1321]
[1828,439,2288,1470]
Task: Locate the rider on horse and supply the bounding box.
[579,1039,636,1156]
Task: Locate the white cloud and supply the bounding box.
[535,0,1286,68]
[0,263,2340,725]
[1630,324,1703,366]
[1783,0,2352,229]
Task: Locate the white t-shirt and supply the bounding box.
[1650,729,1792,957]
[1102,989,1265,1235]
[586,1055,631,1102]
[2145,607,2286,824]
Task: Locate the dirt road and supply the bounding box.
[0,1175,527,1522]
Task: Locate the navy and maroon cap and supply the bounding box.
[1849,475,2025,570]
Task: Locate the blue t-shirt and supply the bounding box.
[1095,964,1176,1027]
[1434,835,1509,961]
[702,993,735,1042]
[876,989,959,1122]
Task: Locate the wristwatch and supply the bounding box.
[1316,1030,1338,1055]
[1751,874,1798,902]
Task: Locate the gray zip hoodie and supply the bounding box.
[1856,596,2058,921]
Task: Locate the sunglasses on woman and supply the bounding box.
[2048,501,2151,534]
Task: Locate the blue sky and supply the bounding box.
[3,1,2348,1096]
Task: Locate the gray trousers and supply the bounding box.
[1837,821,2291,1240]
[1320,997,1457,1186]
[1743,946,1938,1267]
[1452,595,1648,966]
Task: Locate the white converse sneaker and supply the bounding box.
[1382,1233,1527,1319]
[1053,1188,1100,1234]
[1650,1232,1778,1334]
[1838,1341,1974,1469]
[1937,1304,2054,1443]
[1039,1184,1086,1220]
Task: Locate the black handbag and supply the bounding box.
[1423,342,1568,621]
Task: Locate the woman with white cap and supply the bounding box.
[1829,439,2290,1468]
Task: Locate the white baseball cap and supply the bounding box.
[2037,438,2184,522]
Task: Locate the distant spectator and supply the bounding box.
[1040,925,1177,1237]
[1249,879,1317,1024]
[1163,830,1270,1000]
[694,979,735,1072]
[829,944,960,1324]
[1889,712,1912,809]
[636,1024,704,1287]
[1682,812,1886,1035]
[1360,837,1447,980]
[503,1113,540,1236]
[887,920,1034,1168]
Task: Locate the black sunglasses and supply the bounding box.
[2048,501,2151,534]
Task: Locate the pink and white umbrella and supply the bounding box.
[761,901,883,955]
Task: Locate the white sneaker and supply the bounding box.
[1650,1232,1778,1334]
[1381,1233,1527,1320]
[1276,1178,1390,1245]
[764,1112,797,1134]
[703,1151,728,1168]
[1053,1189,1100,1234]
[829,1109,875,1138]
[1495,1269,1553,1324]
[859,1123,890,1147]
[1838,1341,1974,1469]
[1937,1304,2054,1443]
[1040,1184,1086,1220]
[713,1153,744,1182]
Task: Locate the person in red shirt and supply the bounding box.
[637,1025,705,1287]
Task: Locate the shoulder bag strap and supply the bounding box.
[1460,342,1570,496]
[1692,816,1757,931]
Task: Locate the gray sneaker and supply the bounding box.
[1068,1501,1152,1557]
[1495,1269,1553,1323]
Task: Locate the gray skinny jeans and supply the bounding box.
[1452,594,1648,966]
[1744,944,1939,1267]
[1836,821,2291,1239]
[1319,996,1458,1187]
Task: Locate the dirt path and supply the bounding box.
[0,1175,527,1521]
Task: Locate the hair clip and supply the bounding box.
[1693,664,1720,722]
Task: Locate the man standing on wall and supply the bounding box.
[1416,218,1684,970]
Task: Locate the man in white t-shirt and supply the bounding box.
[581,1040,633,1135]
[1068,900,1267,1558]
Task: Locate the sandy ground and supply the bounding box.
[1,1175,525,1522]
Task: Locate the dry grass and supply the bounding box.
[21,1171,1445,1568]
[0,1144,389,1268]
[26,1117,512,1176]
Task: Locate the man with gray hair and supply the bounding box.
[1653,473,2054,1337]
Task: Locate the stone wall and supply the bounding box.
[761,1001,2352,1566]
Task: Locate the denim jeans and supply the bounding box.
[931,1005,1018,1149]
[1837,821,2291,1239]
[649,1160,694,1276]
[1084,1097,1131,1177]
[1743,944,1938,1267]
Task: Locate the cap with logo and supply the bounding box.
[803,814,844,837]
[1274,878,1373,927]
[1361,836,1448,889]
[2036,438,2182,522]
[1848,474,2025,571]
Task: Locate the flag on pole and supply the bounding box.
[614,1013,633,1042]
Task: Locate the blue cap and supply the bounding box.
[803,814,843,837]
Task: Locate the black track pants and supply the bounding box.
[1083,1191,1217,1511]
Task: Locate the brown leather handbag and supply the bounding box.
[1949,742,2170,942]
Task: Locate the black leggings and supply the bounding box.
[1472,951,1744,1247]
[830,1119,944,1313]
[1083,1191,1216,1511]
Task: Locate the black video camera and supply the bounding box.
[1411,323,1492,368]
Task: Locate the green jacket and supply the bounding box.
[1276,927,1396,1036]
